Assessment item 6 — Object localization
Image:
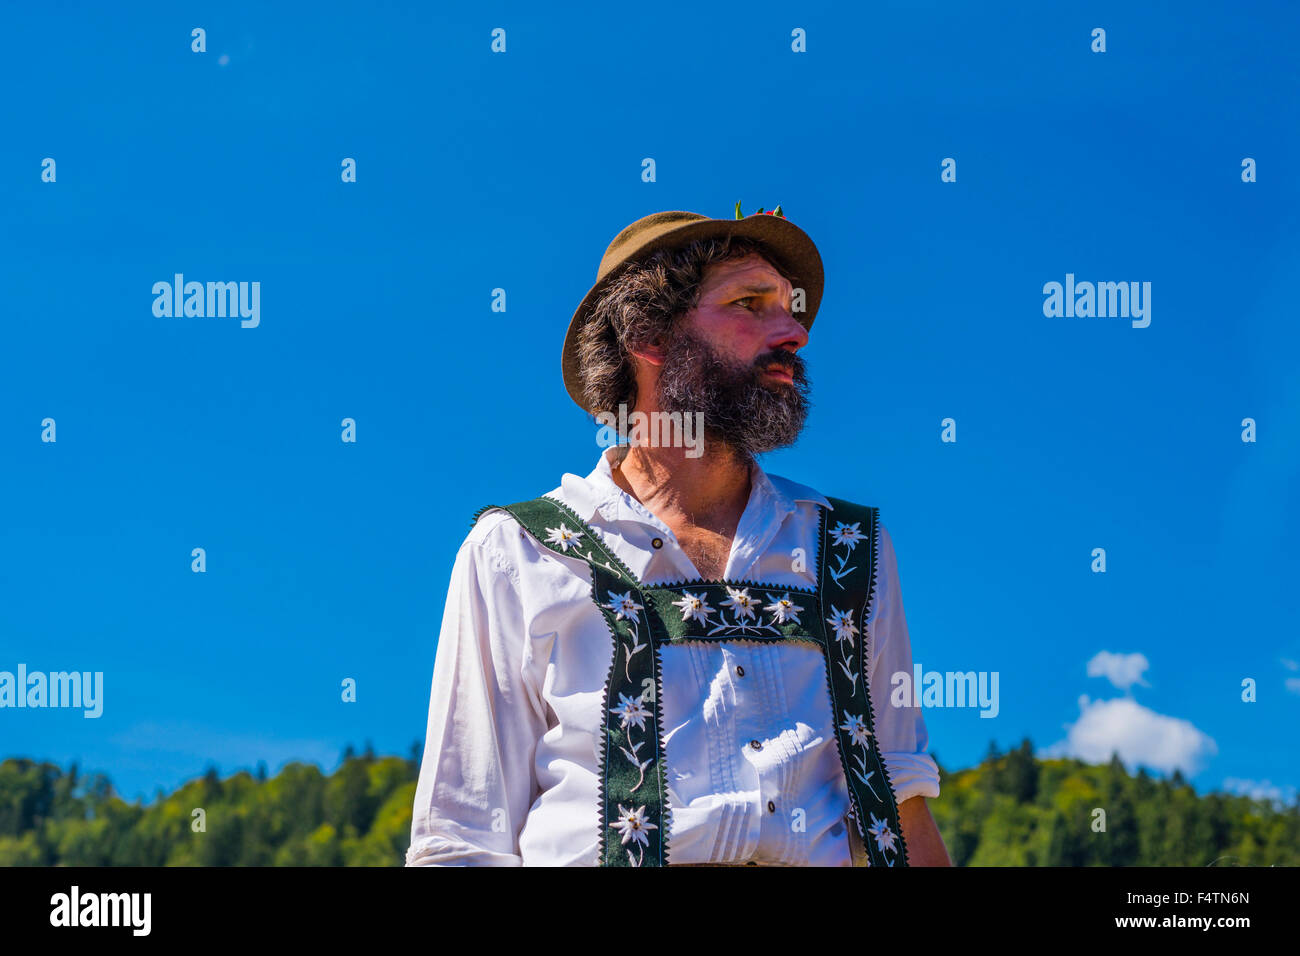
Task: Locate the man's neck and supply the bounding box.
[609,438,753,534]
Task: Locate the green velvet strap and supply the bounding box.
[819,496,910,867]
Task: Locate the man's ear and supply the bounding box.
[628,339,667,368]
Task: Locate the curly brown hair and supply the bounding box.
[573,235,800,424]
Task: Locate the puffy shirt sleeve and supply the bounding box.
[406,521,550,865]
[865,522,941,804]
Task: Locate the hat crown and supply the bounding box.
[597,211,709,281]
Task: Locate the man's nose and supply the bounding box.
[767,306,809,352]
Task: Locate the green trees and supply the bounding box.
[0,741,1296,866]
[926,741,1299,866]
[0,749,418,866]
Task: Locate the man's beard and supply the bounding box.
[653,327,811,461]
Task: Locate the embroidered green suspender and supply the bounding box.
[472,494,909,867]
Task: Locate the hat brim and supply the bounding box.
[561,213,824,414]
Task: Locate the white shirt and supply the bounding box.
[406,447,939,866]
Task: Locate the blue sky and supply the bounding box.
[1,1,1296,807]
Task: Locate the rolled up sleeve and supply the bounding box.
[866,523,941,804]
[406,526,548,866]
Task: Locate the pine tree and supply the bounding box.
[982,740,1004,796]
[1004,738,1039,803]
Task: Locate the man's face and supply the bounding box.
[652,252,812,459]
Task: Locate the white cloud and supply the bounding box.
[1285,677,1300,695]
[1222,777,1298,807]
[1040,694,1217,776]
[1086,650,1151,691]
[1281,658,1299,671]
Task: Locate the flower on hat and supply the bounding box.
[734,201,785,220]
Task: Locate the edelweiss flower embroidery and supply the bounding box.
[605,590,643,620]
[672,591,713,625]
[721,587,759,620]
[544,524,582,552]
[611,803,657,848]
[868,812,898,854]
[830,521,866,552]
[612,692,651,731]
[839,710,872,748]
[826,606,859,646]
[763,593,803,625]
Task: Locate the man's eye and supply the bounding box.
[734,297,757,311]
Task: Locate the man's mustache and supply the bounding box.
[753,350,806,378]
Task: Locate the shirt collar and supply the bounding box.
[557,446,832,526]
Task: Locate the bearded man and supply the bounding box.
[407,206,951,867]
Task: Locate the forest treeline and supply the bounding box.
[928,740,1296,866]
[0,739,1295,866]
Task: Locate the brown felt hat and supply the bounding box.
[562,204,825,413]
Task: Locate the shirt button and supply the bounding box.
[767,800,776,813]
[651,537,663,549]
[735,665,745,677]
[749,739,762,751]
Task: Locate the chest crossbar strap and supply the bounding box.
[472,493,910,867]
